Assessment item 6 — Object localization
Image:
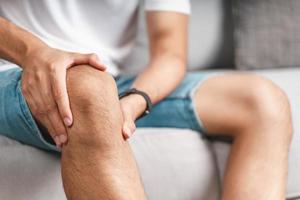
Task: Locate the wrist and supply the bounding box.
[22,41,49,68]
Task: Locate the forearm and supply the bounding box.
[0,17,47,66]
[132,54,186,104]
[120,12,188,120]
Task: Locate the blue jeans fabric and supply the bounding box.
[0,68,213,152]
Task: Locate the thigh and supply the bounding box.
[0,68,58,152]
[116,72,217,133]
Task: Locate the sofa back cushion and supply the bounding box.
[233,0,300,70]
[120,0,234,74]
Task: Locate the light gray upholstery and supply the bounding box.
[0,129,220,200]
[130,129,220,200]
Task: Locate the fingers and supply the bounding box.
[47,109,68,146]
[72,53,106,71]
[50,68,73,127]
[120,101,137,140]
[122,119,136,140]
[40,76,68,146]
[22,75,65,147]
[42,115,61,147]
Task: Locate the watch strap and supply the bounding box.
[119,88,152,119]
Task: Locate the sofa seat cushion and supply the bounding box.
[213,68,300,199]
[0,128,219,200]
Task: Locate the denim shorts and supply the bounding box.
[0,68,214,152]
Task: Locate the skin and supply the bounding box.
[0,9,293,200]
[195,74,292,199]
[62,65,147,199]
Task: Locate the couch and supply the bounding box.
[0,0,299,199]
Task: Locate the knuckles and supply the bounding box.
[53,88,63,100]
[43,103,57,114]
[34,70,43,81]
[89,53,98,60]
[27,78,35,87]
[21,72,57,116]
[35,103,56,116]
[48,64,57,72]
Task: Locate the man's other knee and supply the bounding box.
[196,74,292,140]
[240,76,291,124]
[222,75,293,141]
[241,75,293,138]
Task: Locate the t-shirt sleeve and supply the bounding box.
[145,0,191,15]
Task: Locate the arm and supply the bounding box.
[0,17,47,66]
[120,12,189,138]
[0,17,106,146]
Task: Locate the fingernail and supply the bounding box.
[54,136,60,146]
[64,117,72,126]
[100,64,106,70]
[59,134,67,144]
[124,127,132,138]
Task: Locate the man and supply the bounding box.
[0,0,293,199]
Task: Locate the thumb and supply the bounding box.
[73,53,106,71]
[122,120,136,140]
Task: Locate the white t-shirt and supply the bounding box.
[0,0,190,75]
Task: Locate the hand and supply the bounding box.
[21,46,106,147]
[120,94,147,140]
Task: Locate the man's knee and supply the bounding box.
[196,74,292,140]
[236,75,293,139]
[242,76,290,121]
[66,65,123,149]
[67,65,118,110]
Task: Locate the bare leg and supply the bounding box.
[59,65,146,200]
[195,74,292,200]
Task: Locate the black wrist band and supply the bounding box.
[119,88,152,119]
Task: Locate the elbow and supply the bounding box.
[166,52,187,80]
[172,53,187,78]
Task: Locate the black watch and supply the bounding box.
[119,88,152,119]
